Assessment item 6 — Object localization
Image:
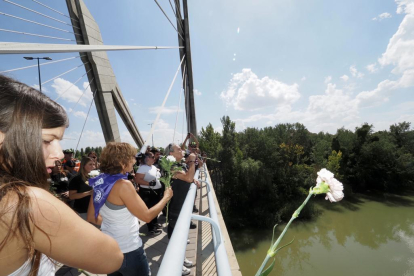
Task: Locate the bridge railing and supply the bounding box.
[158,165,233,276]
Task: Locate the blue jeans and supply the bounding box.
[108,246,150,276]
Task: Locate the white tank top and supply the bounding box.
[8,254,55,276]
[99,201,142,253]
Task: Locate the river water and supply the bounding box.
[231,193,414,276]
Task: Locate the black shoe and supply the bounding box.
[190,222,197,229]
[149,229,162,236]
[154,223,163,229]
[192,205,198,213]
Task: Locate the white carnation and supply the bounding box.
[315,168,344,202]
[166,155,176,162]
[88,170,100,177]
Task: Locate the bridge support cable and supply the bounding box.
[0,12,81,36]
[41,62,89,85]
[74,89,97,153]
[173,65,186,143]
[3,0,81,30]
[31,0,79,23]
[0,55,85,74]
[0,42,183,54]
[158,171,199,276]
[139,55,186,153]
[153,0,184,41]
[54,68,92,101]
[168,0,184,35]
[181,68,187,142]
[0,29,75,41]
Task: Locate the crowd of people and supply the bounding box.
[0,74,207,276]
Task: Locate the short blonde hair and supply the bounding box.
[100,142,136,174]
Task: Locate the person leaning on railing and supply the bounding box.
[164,143,200,275]
[0,74,123,276]
[87,142,173,276]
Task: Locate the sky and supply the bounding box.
[0,0,413,151]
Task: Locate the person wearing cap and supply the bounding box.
[64,159,77,180]
[62,149,74,169]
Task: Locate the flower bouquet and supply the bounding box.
[159,155,183,224]
[255,168,344,276]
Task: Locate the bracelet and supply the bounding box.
[188,161,195,164]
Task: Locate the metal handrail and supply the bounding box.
[158,170,199,276]
[200,164,232,275]
[158,165,233,275]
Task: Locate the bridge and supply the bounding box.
[0,0,241,275]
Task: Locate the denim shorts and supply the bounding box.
[108,246,150,276]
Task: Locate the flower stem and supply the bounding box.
[255,192,313,276]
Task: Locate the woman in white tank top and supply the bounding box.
[87,142,173,276]
[0,75,123,276]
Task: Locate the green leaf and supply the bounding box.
[259,259,275,276]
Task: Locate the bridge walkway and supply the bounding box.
[55,168,241,276]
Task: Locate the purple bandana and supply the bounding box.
[89,173,127,218]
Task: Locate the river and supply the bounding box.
[230,193,414,276]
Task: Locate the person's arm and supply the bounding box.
[68,176,92,200]
[190,133,200,148]
[87,196,103,226]
[174,153,196,183]
[181,133,191,150]
[134,173,151,187]
[29,187,123,274]
[69,189,92,200]
[118,180,172,223]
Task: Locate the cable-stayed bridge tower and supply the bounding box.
[65,0,143,147]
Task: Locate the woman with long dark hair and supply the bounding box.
[0,75,123,275]
[69,156,95,220]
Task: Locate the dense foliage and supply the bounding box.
[199,117,414,228]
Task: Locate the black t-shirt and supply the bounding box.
[68,174,91,213]
[50,173,69,194]
[168,164,192,220]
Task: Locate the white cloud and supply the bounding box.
[324,76,332,84]
[366,63,378,73]
[340,75,349,81]
[349,66,364,79]
[148,106,183,114]
[379,2,414,74]
[372,12,392,21]
[51,78,92,106]
[220,68,300,111]
[194,89,202,96]
[360,1,414,106]
[73,110,87,119]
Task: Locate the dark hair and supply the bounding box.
[0,74,68,275]
[78,156,95,181]
[100,142,136,174]
[0,75,69,188]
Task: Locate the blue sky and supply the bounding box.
[1,0,413,150]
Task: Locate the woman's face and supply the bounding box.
[126,156,136,173]
[146,153,155,166]
[84,161,96,174]
[42,126,65,173]
[171,145,184,161]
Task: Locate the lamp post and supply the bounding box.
[148,123,154,147]
[23,57,52,92]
